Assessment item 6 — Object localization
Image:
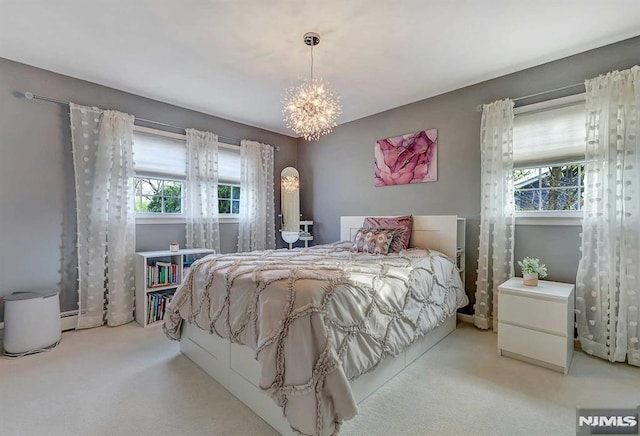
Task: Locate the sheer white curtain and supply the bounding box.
[575,66,640,366]
[70,103,136,328]
[238,140,276,252]
[185,128,220,253]
[474,99,516,331]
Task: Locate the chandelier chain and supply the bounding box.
[310,43,314,82]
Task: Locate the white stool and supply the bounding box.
[3,291,61,356]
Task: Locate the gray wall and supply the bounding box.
[514,225,582,284]
[134,222,240,254]
[298,36,640,308]
[0,57,297,320]
[2,36,639,321]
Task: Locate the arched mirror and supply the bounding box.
[281,167,300,248]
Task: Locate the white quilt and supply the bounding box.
[164,242,467,435]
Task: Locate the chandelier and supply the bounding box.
[281,174,300,192]
[282,32,342,141]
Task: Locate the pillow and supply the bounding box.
[363,215,413,250]
[351,228,397,255]
[363,226,408,253]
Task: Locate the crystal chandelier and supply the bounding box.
[282,32,342,141]
[281,174,300,192]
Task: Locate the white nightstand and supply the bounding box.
[497,277,575,374]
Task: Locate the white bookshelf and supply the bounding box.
[134,248,215,327]
[456,218,466,287]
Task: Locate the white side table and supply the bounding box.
[299,220,314,248]
[497,277,575,374]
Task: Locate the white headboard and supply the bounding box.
[340,215,458,259]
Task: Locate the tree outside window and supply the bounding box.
[218,184,240,214]
[134,178,240,215]
[134,178,182,213]
[514,164,584,212]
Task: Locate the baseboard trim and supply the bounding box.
[457,313,474,324]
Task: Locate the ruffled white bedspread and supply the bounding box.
[164,242,467,435]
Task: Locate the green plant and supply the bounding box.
[518,257,548,278]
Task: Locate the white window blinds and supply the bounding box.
[218,147,241,183]
[513,95,586,167]
[133,131,186,177]
[133,129,241,182]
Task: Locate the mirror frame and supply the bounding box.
[281,167,300,246]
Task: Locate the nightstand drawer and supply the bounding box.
[498,322,568,367]
[499,292,567,334]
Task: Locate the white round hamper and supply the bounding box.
[3,291,61,356]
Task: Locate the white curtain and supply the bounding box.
[185,128,220,253]
[238,140,276,252]
[474,99,516,331]
[575,66,640,366]
[70,103,136,328]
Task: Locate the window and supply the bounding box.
[218,184,240,214]
[133,128,187,218]
[134,177,183,214]
[512,94,586,217]
[514,164,584,211]
[132,126,242,221]
[217,147,241,216]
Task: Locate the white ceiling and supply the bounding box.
[1,1,639,137]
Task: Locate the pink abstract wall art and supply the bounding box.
[374,129,438,186]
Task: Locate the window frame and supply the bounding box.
[217,183,241,218]
[514,165,585,226]
[134,175,186,222]
[512,94,586,226]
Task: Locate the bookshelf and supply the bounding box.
[134,248,215,327]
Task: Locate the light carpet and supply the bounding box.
[1,322,638,435]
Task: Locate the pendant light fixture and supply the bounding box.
[282,32,342,141]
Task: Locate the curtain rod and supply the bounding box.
[475,82,585,112]
[22,91,279,150]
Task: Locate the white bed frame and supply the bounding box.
[339,215,458,259]
[179,215,459,435]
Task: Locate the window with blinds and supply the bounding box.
[512,95,586,213]
[132,127,241,217]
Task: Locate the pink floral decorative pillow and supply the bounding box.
[363,215,413,251]
[351,228,396,255]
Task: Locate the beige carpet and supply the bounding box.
[1,322,638,436]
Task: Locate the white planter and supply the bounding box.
[523,272,539,286]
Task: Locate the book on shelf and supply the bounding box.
[147,289,175,324]
[182,252,213,277]
[182,259,198,278]
[147,261,179,288]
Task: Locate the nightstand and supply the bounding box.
[497,277,575,374]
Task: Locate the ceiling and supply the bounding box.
[1,1,639,137]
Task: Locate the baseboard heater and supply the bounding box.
[0,310,78,333]
[60,310,78,331]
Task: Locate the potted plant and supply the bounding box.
[518,257,548,286]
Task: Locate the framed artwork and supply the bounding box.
[374,129,437,186]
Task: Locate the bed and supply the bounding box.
[163,215,467,435]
